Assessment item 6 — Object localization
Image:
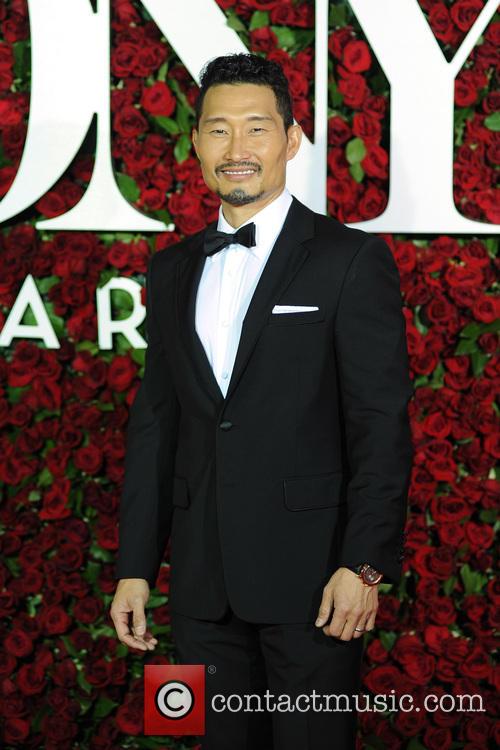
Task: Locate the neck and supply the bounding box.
[220,186,286,228]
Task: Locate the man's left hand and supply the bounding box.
[315,567,379,640]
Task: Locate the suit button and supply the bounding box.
[219,420,233,431]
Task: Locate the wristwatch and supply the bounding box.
[344,563,383,585]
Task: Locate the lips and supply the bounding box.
[221,169,256,175]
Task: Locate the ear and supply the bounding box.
[285,123,302,162]
[192,127,199,158]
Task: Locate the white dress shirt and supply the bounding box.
[195,187,293,397]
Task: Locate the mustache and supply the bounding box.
[215,162,262,173]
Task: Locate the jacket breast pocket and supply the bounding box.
[172,475,190,508]
[266,309,326,326]
[283,471,346,511]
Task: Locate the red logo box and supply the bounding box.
[144,664,205,736]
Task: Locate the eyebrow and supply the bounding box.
[203,115,274,124]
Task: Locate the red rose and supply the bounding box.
[394,701,428,734]
[328,27,354,60]
[115,700,143,735]
[250,27,278,53]
[450,0,484,32]
[362,144,388,179]
[352,113,381,144]
[342,39,372,73]
[168,190,207,234]
[427,598,457,627]
[461,644,492,680]
[2,719,30,746]
[429,3,456,44]
[0,98,23,127]
[464,520,495,551]
[363,664,407,695]
[113,104,148,137]
[107,354,137,392]
[3,628,34,657]
[40,604,72,635]
[141,81,176,117]
[328,115,351,146]
[358,185,387,220]
[472,293,500,323]
[72,596,104,624]
[73,443,103,475]
[114,0,141,24]
[39,478,71,520]
[111,41,140,77]
[337,72,367,108]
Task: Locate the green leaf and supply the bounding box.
[442,576,457,596]
[460,564,488,595]
[329,5,347,26]
[378,630,397,651]
[77,668,93,695]
[131,347,146,366]
[35,276,59,294]
[349,162,364,183]
[226,9,247,32]
[174,133,192,163]
[116,172,140,202]
[37,466,54,488]
[93,695,119,719]
[460,318,499,339]
[249,11,269,30]
[44,301,65,338]
[484,111,500,131]
[455,338,478,355]
[470,350,489,377]
[155,115,179,135]
[271,26,297,51]
[346,137,366,165]
[12,41,29,80]
[407,739,428,750]
[157,61,168,83]
[176,103,194,134]
[147,594,168,608]
[363,735,386,750]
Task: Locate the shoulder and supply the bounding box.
[149,227,206,275]
[291,196,390,265]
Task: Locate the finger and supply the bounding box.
[315,587,334,626]
[364,610,377,632]
[352,617,366,638]
[132,599,147,637]
[323,607,348,638]
[111,601,154,651]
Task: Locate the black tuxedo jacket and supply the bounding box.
[115,196,414,623]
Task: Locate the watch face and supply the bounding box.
[363,565,383,584]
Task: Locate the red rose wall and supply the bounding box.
[0,0,498,749]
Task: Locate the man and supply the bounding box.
[111,53,414,750]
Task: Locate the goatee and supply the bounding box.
[216,188,265,206]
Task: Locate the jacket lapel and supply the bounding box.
[175,197,316,409]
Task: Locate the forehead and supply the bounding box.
[201,83,279,119]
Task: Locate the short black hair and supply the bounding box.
[195,53,294,132]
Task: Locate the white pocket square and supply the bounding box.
[272,305,319,314]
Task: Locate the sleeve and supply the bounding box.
[114,252,180,588]
[334,235,415,584]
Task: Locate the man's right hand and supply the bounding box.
[110,578,158,651]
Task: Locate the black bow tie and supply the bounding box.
[203,222,256,257]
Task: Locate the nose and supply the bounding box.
[224,132,251,163]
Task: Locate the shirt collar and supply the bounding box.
[216,187,293,261]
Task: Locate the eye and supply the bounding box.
[210,129,227,135]
[250,127,265,133]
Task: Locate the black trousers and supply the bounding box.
[170,605,365,750]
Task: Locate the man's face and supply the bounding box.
[192,83,302,207]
